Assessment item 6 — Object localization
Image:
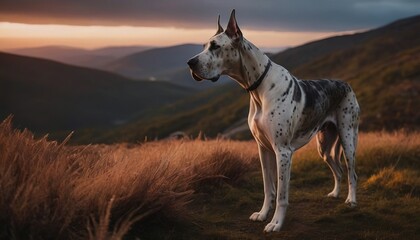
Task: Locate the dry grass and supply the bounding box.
[293,130,420,174]
[0,116,419,239]
[0,117,257,239]
[363,167,419,196]
[360,132,420,197]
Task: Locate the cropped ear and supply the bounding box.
[225,9,242,41]
[215,15,223,35]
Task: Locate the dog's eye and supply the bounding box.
[209,41,220,51]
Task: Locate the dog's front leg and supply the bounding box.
[250,145,276,221]
[264,147,292,232]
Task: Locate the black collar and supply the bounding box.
[246,60,272,92]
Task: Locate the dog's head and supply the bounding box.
[187,10,243,82]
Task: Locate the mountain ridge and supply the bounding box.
[3,45,152,69]
[0,52,191,134]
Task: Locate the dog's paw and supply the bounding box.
[264,222,282,232]
[249,212,267,222]
[345,198,357,207]
[327,191,339,198]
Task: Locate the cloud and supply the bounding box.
[0,0,418,31]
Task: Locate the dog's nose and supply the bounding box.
[187,57,199,67]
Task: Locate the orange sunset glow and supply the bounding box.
[0,22,358,50]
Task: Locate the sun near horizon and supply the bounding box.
[0,21,359,50]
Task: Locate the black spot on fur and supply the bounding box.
[270,83,275,90]
[282,80,293,97]
[292,78,302,102]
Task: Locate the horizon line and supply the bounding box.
[0,21,363,50]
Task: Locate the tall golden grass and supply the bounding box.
[293,131,419,195]
[0,117,257,239]
[293,130,420,172]
[0,116,419,239]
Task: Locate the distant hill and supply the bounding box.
[107,44,229,89]
[90,46,152,58]
[0,52,191,135]
[89,14,419,143]
[6,44,230,90]
[4,45,151,69]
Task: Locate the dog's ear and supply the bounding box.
[225,9,242,41]
[215,15,224,35]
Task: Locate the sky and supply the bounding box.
[0,0,419,50]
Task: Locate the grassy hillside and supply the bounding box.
[1,117,418,239]
[0,52,191,135]
[0,117,257,239]
[96,15,419,143]
[70,82,250,144]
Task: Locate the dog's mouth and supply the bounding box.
[190,70,220,82]
[190,70,204,82]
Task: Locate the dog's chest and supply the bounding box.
[248,105,273,149]
[249,104,319,151]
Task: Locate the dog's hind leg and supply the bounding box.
[316,122,344,198]
[250,145,276,221]
[337,93,360,207]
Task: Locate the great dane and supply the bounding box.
[187,10,360,232]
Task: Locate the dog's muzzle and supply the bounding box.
[187,57,220,82]
[187,57,203,81]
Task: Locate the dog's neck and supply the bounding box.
[228,38,272,104]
